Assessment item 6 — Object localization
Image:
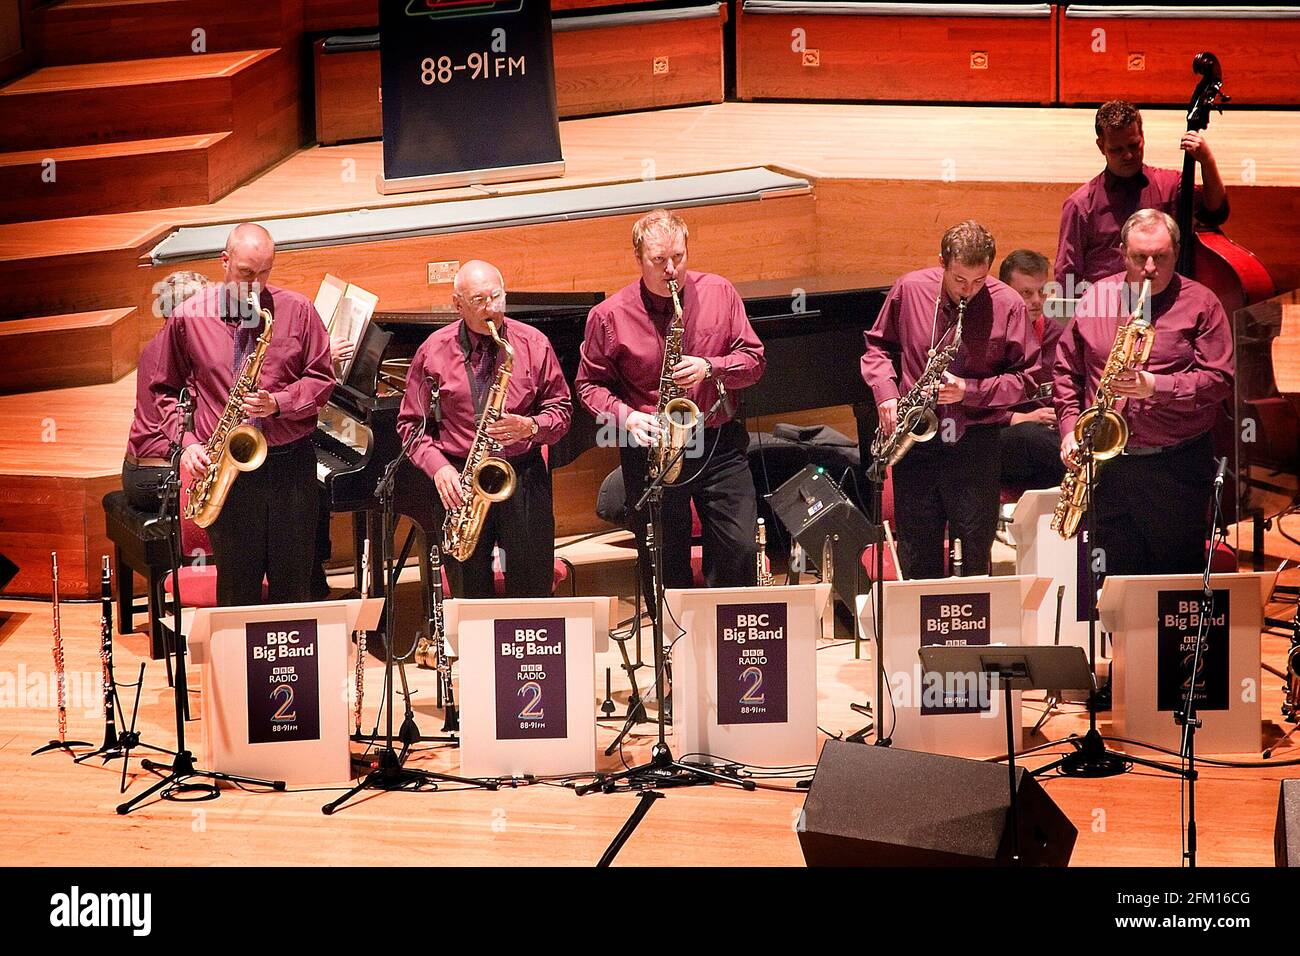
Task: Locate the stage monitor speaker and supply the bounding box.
[1278,779,1300,867]
[767,466,880,608]
[798,740,1077,867]
[0,552,16,593]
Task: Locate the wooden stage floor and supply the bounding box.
[2,564,1298,868]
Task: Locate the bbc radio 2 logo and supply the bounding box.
[517,680,544,721]
[739,666,766,705]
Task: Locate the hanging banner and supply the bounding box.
[379,0,565,192]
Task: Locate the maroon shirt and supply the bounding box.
[1055,165,1228,287]
[1018,314,1065,411]
[156,284,334,449]
[861,267,1039,438]
[1053,272,1233,449]
[398,317,572,478]
[577,271,765,428]
[126,329,177,460]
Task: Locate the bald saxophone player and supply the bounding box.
[1054,208,1233,575]
[397,260,572,598]
[154,223,335,606]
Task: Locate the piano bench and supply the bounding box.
[102,490,177,661]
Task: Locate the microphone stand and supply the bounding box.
[580,386,758,804]
[324,385,496,814]
[119,390,283,813]
[1177,458,1226,868]
[856,453,890,746]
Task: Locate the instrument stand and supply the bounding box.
[848,457,891,746]
[118,425,283,814]
[78,562,172,771]
[578,400,757,799]
[602,562,651,757]
[1032,428,1185,782]
[1173,462,1228,867]
[324,425,496,815]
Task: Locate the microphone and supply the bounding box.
[427,376,442,424]
[178,386,194,437]
[1213,456,1227,490]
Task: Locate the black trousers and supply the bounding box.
[435,450,556,599]
[892,424,1002,579]
[999,421,1065,490]
[122,459,170,513]
[207,436,318,607]
[621,420,758,597]
[1093,431,1215,576]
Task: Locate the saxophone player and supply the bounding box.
[1053,209,1233,575]
[154,223,335,606]
[397,260,571,598]
[576,209,765,595]
[862,221,1039,579]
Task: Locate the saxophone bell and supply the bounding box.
[473,456,516,502]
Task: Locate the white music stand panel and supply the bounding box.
[1010,488,1094,651]
[446,596,613,778]
[667,585,829,768]
[188,597,382,785]
[1098,572,1267,754]
[857,576,1047,758]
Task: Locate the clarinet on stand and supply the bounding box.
[75,557,121,762]
[32,552,91,756]
[430,542,458,733]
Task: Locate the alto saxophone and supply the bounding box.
[756,518,774,586]
[871,297,964,469]
[443,319,517,562]
[648,277,701,484]
[1050,280,1154,539]
[184,291,273,528]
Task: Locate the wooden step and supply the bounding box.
[32,0,290,65]
[0,308,138,393]
[0,48,285,150]
[0,132,238,223]
[0,373,134,599]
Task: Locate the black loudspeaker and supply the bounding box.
[1277,779,1300,867]
[0,552,17,593]
[767,466,880,607]
[799,741,1077,867]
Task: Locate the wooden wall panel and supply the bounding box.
[0,475,119,600]
[313,40,379,145]
[736,6,1056,105]
[554,14,725,117]
[1059,13,1300,106]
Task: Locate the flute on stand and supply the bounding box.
[353,539,369,738]
[32,552,91,755]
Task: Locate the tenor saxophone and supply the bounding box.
[871,297,964,469]
[1050,280,1154,539]
[443,319,517,562]
[648,278,701,484]
[183,291,273,528]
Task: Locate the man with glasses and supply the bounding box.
[1053,208,1233,574]
[397,259,572,597]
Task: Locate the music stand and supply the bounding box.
[918,645,1091,865]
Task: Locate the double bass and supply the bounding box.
[1175,52,1275,311]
